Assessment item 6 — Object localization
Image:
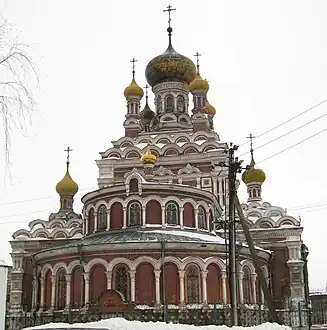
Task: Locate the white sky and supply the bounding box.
[0,0,326,291]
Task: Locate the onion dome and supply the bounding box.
[145,43,196,87]
[141,146,157,165]
[205,102,216,116]
[124,78,144,98]
[140,101,155,125]
[56,166,78,196]
[189,73,209,92]
[242,156,266,184]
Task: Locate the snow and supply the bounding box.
[23,318,292,330]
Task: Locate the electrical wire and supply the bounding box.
[239,112,327,158]
[239,99,327,147]
[257,128,327,164]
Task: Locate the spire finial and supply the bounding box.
[130,58,137,79]
[163,5,176,46]
[194,52,202,74]
[247,133,256,166]
[64,146,72,169]
[144,84,149,103]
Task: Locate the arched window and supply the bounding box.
[186,265,200,303]
[166,202,179,225]
[128,202,142,226]
[243,266,253,304]
[156,95,162,113]
[177,95,185,112]
[165,95,174,112]
[97,205,107,231]
[56,269,66,310]
[129,178,138,193]
[253,189,257,198]
[198,206,207,229]
[114,266,129,301]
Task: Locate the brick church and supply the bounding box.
[7,6,307,326]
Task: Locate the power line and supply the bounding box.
[258,128,327,164]
[0,208,56,222]
[239,99,327,147]
[239,112,327,157]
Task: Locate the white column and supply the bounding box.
[32,277,37,310]
[212,176,217,195]
[196,177,201,189]
[142,206,146,227]
[161,206,166,227]
[221,271,227,304]
[251,274,257,304]
[179,207,184,229]
[123,207,127,228]
[154,270,161,305]
[65,274,72,308]
[238,272,244,304]
[261,289,265,305]
[195,208,199,230]
[83,273,90,305]
[50,275,56,309]
[94,212,98,232]
[40,277,45,310]
[201,270,208,304]
[206,211,210,232]
[218,178,223,206]
[106,209,111,231]
[85,216,89,235]
[178,270,185,304]
[129,270,136,302]
[105,271,112,290]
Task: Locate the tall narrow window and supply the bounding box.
[243,266,253,304]
[166,202,179,225]
[115,266,129,301]
[177,95,185,112]
[97,205,107,231]
[198,206,206,229]
[186,265,200,303]
[128,202,142,226]
[166,95,174,112]
[56,269,67,310]
[129,178,138,193]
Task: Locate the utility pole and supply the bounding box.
[219,143,240,326]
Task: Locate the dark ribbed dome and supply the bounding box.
[145,44,197,87]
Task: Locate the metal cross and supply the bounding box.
[247,133,256,153]
[64,146,72,164]
[130,58,137,78]
[194,52,202,73]
[143,84,149,99]
[163,5,176,27]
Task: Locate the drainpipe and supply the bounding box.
[161,240,168,323]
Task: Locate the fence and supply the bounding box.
[6,303,311,330]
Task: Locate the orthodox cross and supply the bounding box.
[194,52,202,73]
[130,58,137,79]
[144,84,149,99]
[64,146,72,165]
[163,5,176,28]
[247,133,256,155]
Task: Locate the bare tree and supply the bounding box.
[0,15,38,175]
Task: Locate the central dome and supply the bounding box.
[145,44,197,87]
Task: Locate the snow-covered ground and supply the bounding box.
[23,318,291,330]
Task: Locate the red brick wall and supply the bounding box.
[161,262,179,304]
[135,263,155,305]
[183,203,195,227]
[111,202,123,229]
[88,209,95,233]
[22,257,34,311]
[146,200,161,225]
[207,263,222,303]
[90,265,107,304]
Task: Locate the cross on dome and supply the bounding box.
[64,146,72,167]
[194,52,202,74]
[130,58,137,79]
[163,5,176,45]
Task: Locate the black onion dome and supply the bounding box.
[140,103,155,125]
[145,44,197,87]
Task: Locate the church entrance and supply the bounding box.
[97,289,124,313]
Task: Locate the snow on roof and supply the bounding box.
[151,229,226,244]
[23,317,292,330]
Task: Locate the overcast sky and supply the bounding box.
[0,0,326,290]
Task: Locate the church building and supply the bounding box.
[6,7,307,327]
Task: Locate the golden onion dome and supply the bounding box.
[124,78,144,98]
[145,43,196,87]
[189,73,209,92]
[56,168,79,196]
[141,146,157,165]
[242,157,266,184]
[205,102,216,116]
